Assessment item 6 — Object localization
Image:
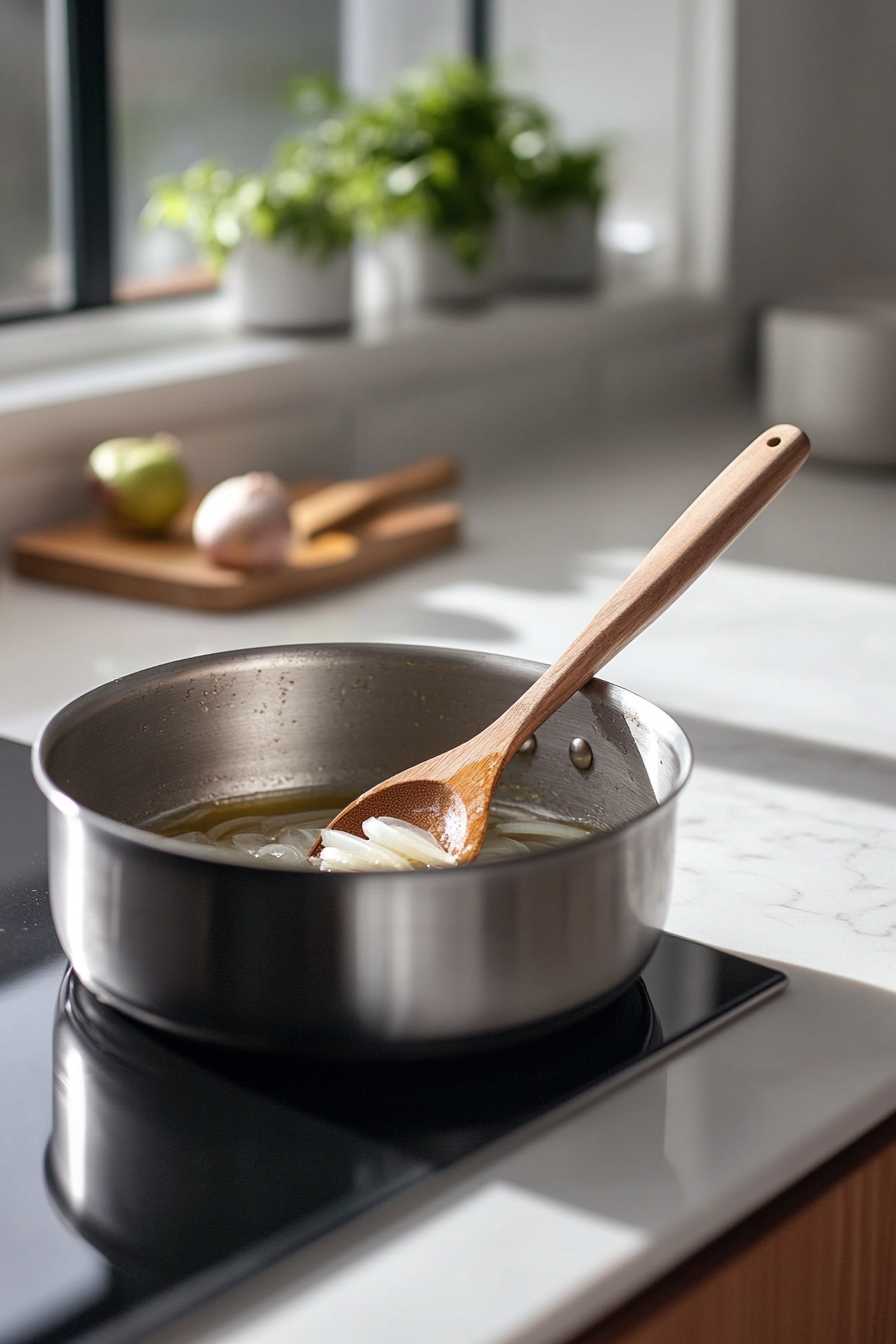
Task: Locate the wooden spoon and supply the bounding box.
[290,456,458,542]
[310,424,809,864]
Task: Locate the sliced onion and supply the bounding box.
[477,836,531,863]
[263,810,337,834]
[319,848,362,873]
[319,844,412,873]
[255,843,311,867]
[320,829,414,870]
[229,832,270,855]
[275,826,321,852]
[174,830,214,846]
[207,816,264,842]
[495,820,592,842]
[162,799,597,871]
[362,817,455,867]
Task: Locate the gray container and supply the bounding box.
[500,203,598,293]
[33,644,691,1055]
[761,301,896,465]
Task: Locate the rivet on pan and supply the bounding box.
[569,737,593,770]
[517,735,537,756]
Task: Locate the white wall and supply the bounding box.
[849,0,896,279]
[730,0,896,307]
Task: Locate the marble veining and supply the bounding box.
[672,764,896,990]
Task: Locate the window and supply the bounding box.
[0,0,732,322]
[341,0,466,96]
[0,0,71,316]
[112,0,340,299]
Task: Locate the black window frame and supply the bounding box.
[67,0,112,308]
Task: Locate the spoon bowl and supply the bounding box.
[312,776,481,857]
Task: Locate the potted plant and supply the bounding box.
[340,60,509,307]
[497,99,607,292]
[143,83,356,331]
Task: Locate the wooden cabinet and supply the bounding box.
[574,1113,896,1344]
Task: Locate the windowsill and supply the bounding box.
[0,294,290,410]
[0,285,728,415]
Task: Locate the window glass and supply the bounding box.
[494,0,687,291]
[111,0,340,299]
[0,0,70,317]
[341,0,465,97]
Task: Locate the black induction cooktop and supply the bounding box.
[0,737,785,1344]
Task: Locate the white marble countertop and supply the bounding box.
[3,405,896,1342]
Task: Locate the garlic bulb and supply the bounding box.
[192,472,292,569]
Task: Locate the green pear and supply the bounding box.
[87,434,190,534]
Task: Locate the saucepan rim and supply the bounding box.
[32,642,694,878]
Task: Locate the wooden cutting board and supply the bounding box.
[11,481,461,612]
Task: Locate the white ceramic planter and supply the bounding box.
[500,202,597,292]
[229,237,352,332]
[362,228,499,312]
[761,302,896,465]
[418,233,499,305]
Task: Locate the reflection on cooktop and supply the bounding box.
[34,935,783,1344]
[50,973,423,1286]
[60,969,658,1192]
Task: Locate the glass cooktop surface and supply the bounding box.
[0,737,785,1344]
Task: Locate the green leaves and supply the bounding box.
[506,145,608,214]
[337,61,508,270]
[142,60,608,273]
[497,82,606,214]
[336,59,608,270]
[142,161,242,270]
[286,73,343,122]
[142,134,354,270]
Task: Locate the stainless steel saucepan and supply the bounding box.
[33,644,691,1055]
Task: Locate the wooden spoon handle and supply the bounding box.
[291,456,459,539]
[488,424,810,758]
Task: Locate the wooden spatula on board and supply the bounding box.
[291,456,458,541]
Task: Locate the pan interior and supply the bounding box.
[39,646,690,837]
